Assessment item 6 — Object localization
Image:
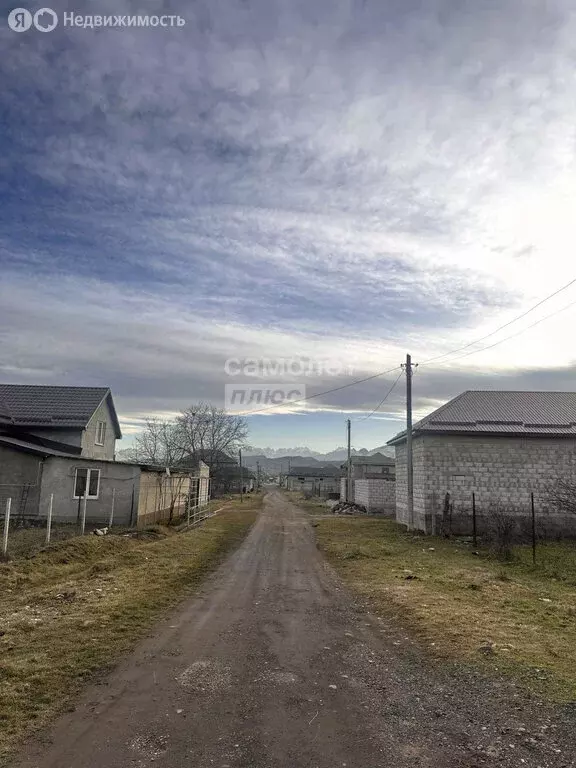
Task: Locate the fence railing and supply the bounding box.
[0,475,215,559]
[430,490,576,562]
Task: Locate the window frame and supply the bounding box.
[95,420,106,446]
[73,468,101,499]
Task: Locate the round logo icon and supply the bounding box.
[33,7,57,31]
[8,8,32,31]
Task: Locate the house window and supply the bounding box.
[74,468,100,499]
[95,421,106,446]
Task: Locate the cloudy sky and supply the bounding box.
[1,0,576,452]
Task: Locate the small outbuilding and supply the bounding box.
[286,466,341,497]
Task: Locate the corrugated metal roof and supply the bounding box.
[388,390,576,444]
[0,384,121,438]
[353,453,395,465]
[288,465,342,477]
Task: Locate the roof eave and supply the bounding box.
[389,427,576,443]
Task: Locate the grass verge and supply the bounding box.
[282,490,332,515]
[0,494,261,763]
[314,516,576,702]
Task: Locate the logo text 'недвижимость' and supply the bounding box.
[7,8,185,31]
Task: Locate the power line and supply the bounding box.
[237,365,403,417]
[355,370,404,421]
[426,295,576,367]
[420,275,576,366]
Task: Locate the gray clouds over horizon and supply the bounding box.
[1,0,576,447]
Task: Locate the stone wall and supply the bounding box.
[354,478,396,515]
[395,434,576,534]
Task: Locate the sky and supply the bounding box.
[1,0,576,452]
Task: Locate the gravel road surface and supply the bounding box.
[12,488,576,767]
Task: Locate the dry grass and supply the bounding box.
[0,495,261,763]
[314,516,576,702]
[283,490,333,515]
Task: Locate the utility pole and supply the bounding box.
[256,461,261,490]
[239,449,243,503]
[346,418,352,503]
[404,353,414,530]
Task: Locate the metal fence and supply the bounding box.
[431,490,576,559]
[0,474,214,560]
[0,488,122,560]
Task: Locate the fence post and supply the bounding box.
[2,498,11,558]
[80,490,87,536]
[109,488,115,529]
[531,492,536,565]
[45,493,53,546]
[472,492,477,548]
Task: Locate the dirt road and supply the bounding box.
[12,489,576,767]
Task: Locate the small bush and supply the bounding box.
[487,503,517,560]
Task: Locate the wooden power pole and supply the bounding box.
[239,449,243,503]
[346,418,352,502]
[404,353,414,529]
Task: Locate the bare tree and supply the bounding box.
[177,403,249,491]
[118,419,188,522]
[177,404,248,459]
[547,478,576,515]
[128,418,186,466]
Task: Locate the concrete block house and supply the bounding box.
[0,384,139,526]
[388,391,576,534]
[286,466,341,497]
[340,453,396,514]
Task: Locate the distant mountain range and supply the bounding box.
[242,445,394,472]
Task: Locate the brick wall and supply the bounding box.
[395,434,576,533]
[354,478,396,515]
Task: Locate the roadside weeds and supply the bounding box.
[0,495,261,763]
[314,516,576,702]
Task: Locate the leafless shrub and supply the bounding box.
[547,478,576,516]
[487,503,517,560]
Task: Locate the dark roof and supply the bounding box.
[388,390,576,445]
[288,465,342,478]
[0,434,79,458]
[0,434,137,466]
[0,384,121,438]
[341,452,395,467]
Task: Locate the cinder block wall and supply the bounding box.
[354,478,396,515]
[394,439,427,529]
[395,435,576,533]
[0,446,43,518]
[39,457,140,526]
